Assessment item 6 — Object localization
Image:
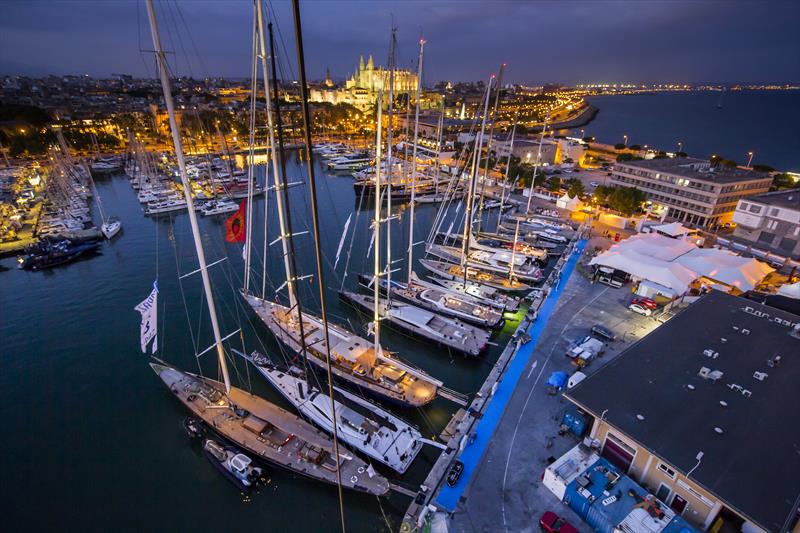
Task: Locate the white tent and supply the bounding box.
[777,281,800,299]
[676,248,774,293]
[650,221,694,238]
[589,233,773,295]
[556,193,582,212]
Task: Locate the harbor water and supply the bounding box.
[0,153,551,532]
[582,90,800,172]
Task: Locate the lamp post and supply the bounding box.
[746,151,754,169]
[623,134,628,147]
[677,141,682,153]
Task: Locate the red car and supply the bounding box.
[539,511,580,533]
[631,297,658,310]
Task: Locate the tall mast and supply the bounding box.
[525,116,548,215]
[497,112,517,224]
[460,75,494,284]
[243,6,259,294]
[434,109,443,195]
[290,2,346,528]
[144,0,231,393]
[474,63,505,236]
[385,28,397,302]
[372,92,385,354]
[254,0,285,301]
[406,38,425,283]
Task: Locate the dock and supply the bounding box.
[400,226,589,533]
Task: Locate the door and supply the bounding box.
[601,437,634,473]
[655,483,671,503]
[670,494,688,514]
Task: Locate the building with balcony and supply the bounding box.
[610,158,773,227]
[565,291,800,533]
[731,189,800,258]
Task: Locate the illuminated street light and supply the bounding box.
[623,134,628,147]
[746,151,754,169]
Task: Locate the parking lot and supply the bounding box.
[449,259,658,533]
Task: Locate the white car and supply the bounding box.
[590,181,599,187]
[628,303,652,316]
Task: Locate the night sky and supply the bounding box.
[1,0,798,84]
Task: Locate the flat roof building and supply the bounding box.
[565,291,800,533]
[732,188,800,258]
[611,158,773,228]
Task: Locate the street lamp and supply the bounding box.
[746,151,754,169]
[677,141,682,153]
[580,129,585,140]
[623,134,628,147]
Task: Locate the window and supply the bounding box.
[658,462,676,479]
[656,483,672,503]
[770,208,780,216]
[749,204,762,214]
[767,220,778,230]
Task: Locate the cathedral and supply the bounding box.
[309,54,418,111]
[345,54,417,94]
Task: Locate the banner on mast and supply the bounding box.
[135,281,159,354]
[333,213,352,270]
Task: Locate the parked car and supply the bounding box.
[446,460,464,487]
[628,303,652,316]
[590,324,616,341]
[631,297,658,310]
[539,511,580,533]
[589,181,599,187]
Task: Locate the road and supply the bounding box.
[448,263,657,533]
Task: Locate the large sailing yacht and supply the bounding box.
[142,0,388,496]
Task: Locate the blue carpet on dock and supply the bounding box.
[436,238,588,512]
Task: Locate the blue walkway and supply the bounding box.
[436,238,588,511]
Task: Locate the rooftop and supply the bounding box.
[744,188,800,210]
[565,291,800,532]
[617,157,771,184]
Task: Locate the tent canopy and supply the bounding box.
[589,233,773,295]
[651,221,694,238]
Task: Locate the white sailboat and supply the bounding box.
[240,352,424,474]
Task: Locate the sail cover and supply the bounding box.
[135,281,158,353]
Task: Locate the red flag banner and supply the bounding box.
[225,200,247,243]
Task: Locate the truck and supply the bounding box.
[566,335,606,366]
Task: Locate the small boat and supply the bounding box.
[145,198,188,215]
[419,258,532,293]
[242,352,424,474]
[202,438,266,491]
[199,199,239,216]
[101,217,122,239]
[17,237,101,270]
[340,290,491,357]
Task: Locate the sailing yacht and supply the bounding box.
[358,272,504,329]
[142,0,388,497]
[341,290,490,357]
[419,257,532,293]
[425,242,543,283]
[240,351,424,474]
[429,277,520,312]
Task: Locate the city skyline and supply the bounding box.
[2,0,799,84]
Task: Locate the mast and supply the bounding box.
[372,92,385,354]
[243,7,259,294]
[434,109,443,196]
[254,0,284,301]
[385,28,397,302]
[144,0,231,393]
[405,38,425,283]
[460,75,494,284]
[497,113,517,224]
[525,116,548,215]
[290,1,347,528]
[474,63,504,236]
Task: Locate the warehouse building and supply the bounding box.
[565,291,800,532]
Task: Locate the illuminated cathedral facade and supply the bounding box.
[309,54,418,111]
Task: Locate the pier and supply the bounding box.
[400,227,588,532]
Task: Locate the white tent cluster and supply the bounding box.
[589,233,774,294]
